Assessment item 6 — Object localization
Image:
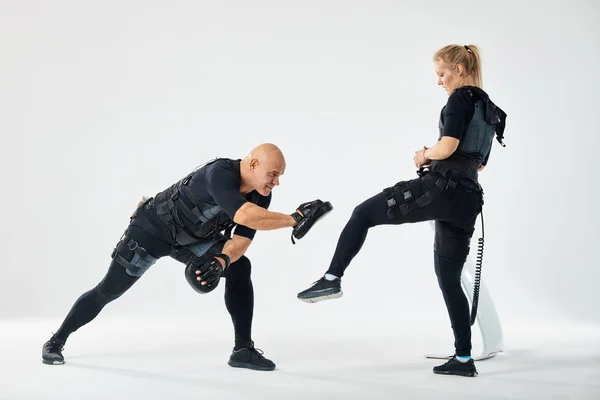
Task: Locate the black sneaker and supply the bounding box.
[433,356,478,377]
[228,341,276,371]
[42,334,65,365]
[297,276,342,303]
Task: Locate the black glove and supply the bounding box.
[290,199,333,244]
[184,252,231,294]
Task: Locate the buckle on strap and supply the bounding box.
[384,187,398,212]
[114,235,151,260]
[446,177,458,190]
[399,182,414,203]
[435,167,458,190]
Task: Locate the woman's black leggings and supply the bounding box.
[325,172,482,356]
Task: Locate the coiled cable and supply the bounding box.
[470,207,484,326]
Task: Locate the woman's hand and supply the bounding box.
[414,146,430,168]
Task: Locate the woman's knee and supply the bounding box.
[349,192,391,228]
[350,202,372,226]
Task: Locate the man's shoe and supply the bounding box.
[228,341,276,371]
[42,334,65,365]
[433,356,478,377]
[297,276,342,303]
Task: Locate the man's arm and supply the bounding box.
[233,202,297,231]
[221,234,252,264]
[205,167,297,232]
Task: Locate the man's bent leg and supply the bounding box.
[224,256,275,371]
[224,256,254,348]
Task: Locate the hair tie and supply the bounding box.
[464,45,472,53]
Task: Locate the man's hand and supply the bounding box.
[197,254,229,282]
[184,253,231,294]
[290,199,333,244]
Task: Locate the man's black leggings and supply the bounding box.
[55,225,255,348]
[325,171,482,357]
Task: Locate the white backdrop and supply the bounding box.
[1,0,599,336]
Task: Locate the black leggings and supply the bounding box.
[326,172,481,356]
[55,256,254,346]
[55,212,255,348]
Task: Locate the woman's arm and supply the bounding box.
[423,137,460,161]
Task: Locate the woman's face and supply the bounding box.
[435,61,461,96]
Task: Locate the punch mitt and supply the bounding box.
[290,199,333,244]
[184,253,231,294]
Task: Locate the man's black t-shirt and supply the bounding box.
[138,158,271,244]
[186,158,271,240]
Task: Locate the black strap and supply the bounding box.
[155,197,178,241]
[386,178,447,217]
[384,187,399,214]
[445,171,458,190]
[429,164,480,192]
[111,235,154,274]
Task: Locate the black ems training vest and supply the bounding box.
[153,160,259,246]
[431,86,507,182]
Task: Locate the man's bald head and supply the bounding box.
[240,143,286,196]
[246,143,285,168]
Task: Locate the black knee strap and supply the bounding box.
[111,235,153,276]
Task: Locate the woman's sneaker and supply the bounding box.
[433,356,478,377]
[297,276,342,303]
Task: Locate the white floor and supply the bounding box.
[1,312,599,400]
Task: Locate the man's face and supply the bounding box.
[252,158,285,196]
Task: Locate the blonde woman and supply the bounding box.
[298,44,507,377]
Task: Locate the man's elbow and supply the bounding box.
[233,203,253,227]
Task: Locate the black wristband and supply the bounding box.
[291,212,303,224]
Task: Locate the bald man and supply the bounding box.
[42,143,329,371]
